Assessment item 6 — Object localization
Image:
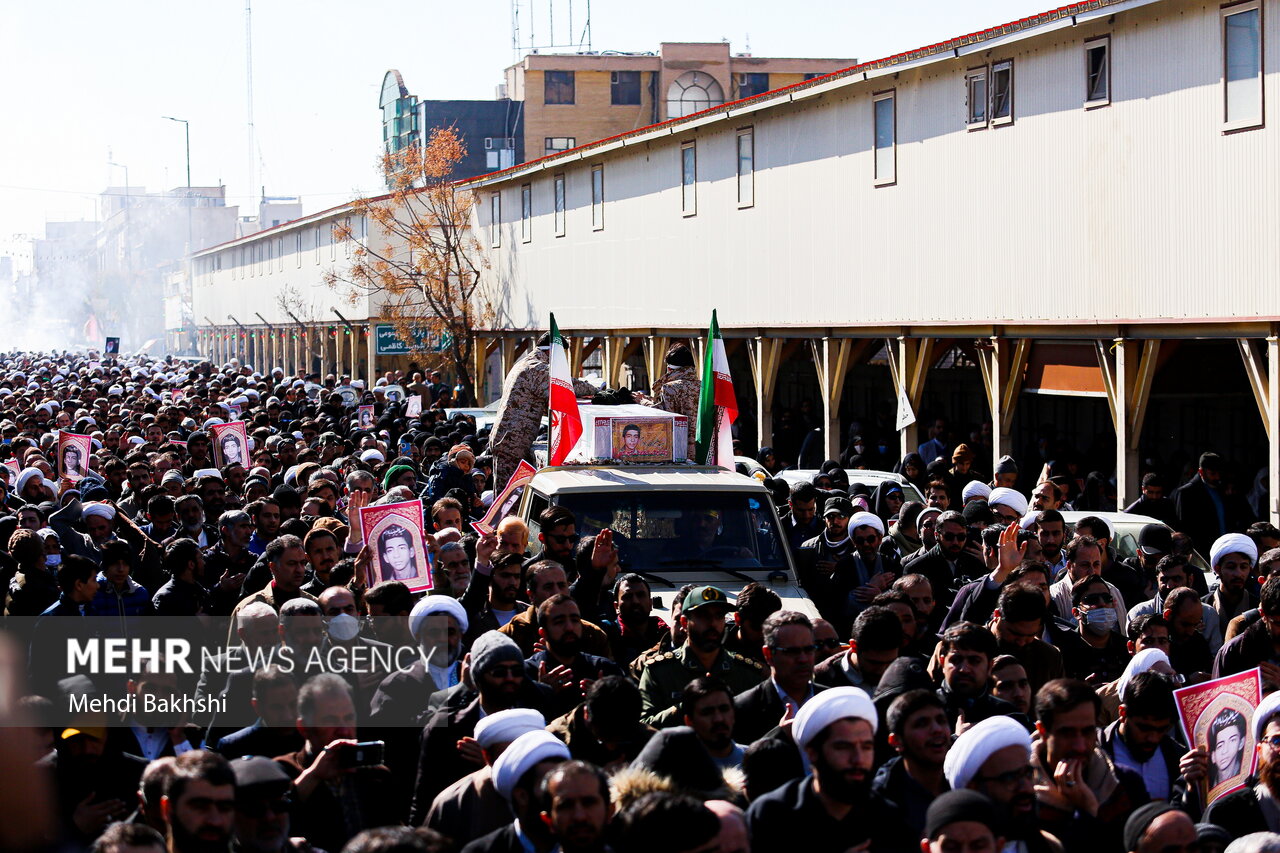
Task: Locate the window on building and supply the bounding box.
[521,184,532,243]
[544,70,575,105]
[737,127,755,208]
[485,137,516,170]
[737,73,770,99]
[545,137,576,157]
[591,166,604,230]
[611,70,642,105]
[804,72,825,81]
[1085,37,1111,105]
[554,174,566,237]
[991,60,1014,125]
[681,142,697,216]
[295,231,302,267]
[490,192,501,248]
[278,236,285,270]
[667,71,725,118]
[966,69,988,127]
[1223,2,1263,129]
[874,91,896,185]
[314,226,322,264]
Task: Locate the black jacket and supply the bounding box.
[1214,618,1275,679]
[902,545,986,610]
[745,775,916,853]
[213,721,303,760]
[1203,778,1272,838]
[459,824,524,853]
[937,682,1026,730]
[732,678,828,744]
[1172,475,1231,555]
[870,755,947,839]
[1099,719,1201,816]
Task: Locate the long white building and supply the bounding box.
[194,0,1280,521]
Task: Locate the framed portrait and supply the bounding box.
[358,405,376,430]
[3,459,20,478]
[104,337,119,355]
[1176,668,1263,805]
[226,402,242,419]
[603,416,675,462]
[383,384,406,404]
[361,499,432,593]
[335,385,359,408]
[58,432,93,483]
[405,395,423,417]
[472,460,537,535]
[171,388,185,402]
[210,421,250,469]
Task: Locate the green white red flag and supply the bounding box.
[548,313,581,467]
[695,310,738,468]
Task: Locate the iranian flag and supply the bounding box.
[547,313,582,467]
[695,310,738,468]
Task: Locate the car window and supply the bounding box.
[554,490,787,572]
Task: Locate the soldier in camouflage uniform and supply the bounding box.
[489,334,598,488]
[638,585,765,727]
[635,341,701,460]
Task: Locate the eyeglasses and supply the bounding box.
[1080,593,1114,606]
[815,638,842,651]
[940,532,965,542]
[853,535,879,546]
[236,796,293,818]
[973,765,1035,787]
[770,644,818,656]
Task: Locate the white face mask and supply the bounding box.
[327,613,360,642]
[45,554,61,567]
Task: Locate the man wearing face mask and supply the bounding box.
[1058,574,1132,686]
[798,497,859,634]
[318,586,393,720]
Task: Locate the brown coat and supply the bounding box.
[497,605,613,659]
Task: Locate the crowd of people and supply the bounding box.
[0,344,1278,853]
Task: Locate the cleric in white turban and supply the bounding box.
[988,487,1029,519]
[847,511,885,537]
[1210,532,1258,570]
[474,709,547,752]
[792,685,878,749]
[943,714,1032,790]
[491,730,570,800]
[408,594,468,689]
[962,480,993,504]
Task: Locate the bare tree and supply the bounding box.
[327,127,493,403]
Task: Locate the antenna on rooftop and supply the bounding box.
[512,0,592,60]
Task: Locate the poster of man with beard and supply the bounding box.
[1176,668,1262,804]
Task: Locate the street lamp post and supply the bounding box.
[162,116,193,249]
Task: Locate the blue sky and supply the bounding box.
[0,0,1052,246]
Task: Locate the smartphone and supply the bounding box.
[338,740,385,769]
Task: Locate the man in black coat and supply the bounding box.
[1173,453,1232,555]
[409,631,555,825]
[521,595,622,719]
[904,511,985,613]
[1214,575,1280,690]
[460,731,574,853]
[733,610,829,744]
[936,622,1024,729]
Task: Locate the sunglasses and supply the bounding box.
[940,532,965,542]
[1080,593,1114,606]
[853,535,879,546]
[815,638,842,651]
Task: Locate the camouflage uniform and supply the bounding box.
[637,642,766,728]
[636,366,701,459]
[489,348,597,487]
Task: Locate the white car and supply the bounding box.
[1057,510,1210,575]
[515,464,819,619]
[775,468,926,505]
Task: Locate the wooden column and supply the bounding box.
[977,336,1031,477]
[887,337,934,461]
[809,337,863,461]
[1240,333,1280,525]
[1097,338,1161,509]
[749,337,785,453]
[644,335,670,392]
[365,324,377,385]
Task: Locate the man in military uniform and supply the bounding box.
[635,341,700,460]
[638,585,766,727]
[489,333,599,488]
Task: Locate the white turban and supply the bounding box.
[14,467,43,495]
[1211,533,1258,569]
[1018,511,1039,531]
[492,730,570,800]
[962,481,992,503]
[409,594,469,639]
[988,487,1028,517]
[81,502,117,521]
[792,686,877,749]
[1254,691,1280,742]
[360,449,385,464]
[944,715,1032,790]
[1117,648,1171,704]
[193,468,222,480]
[474,709,546,751]
[848,511,885,536]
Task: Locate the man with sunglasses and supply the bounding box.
[1059,574,1132,685]
[901,510,985,617]
[231,756,308,853]
[731,610,828,743]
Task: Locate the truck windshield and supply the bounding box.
[555,491,788,572]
